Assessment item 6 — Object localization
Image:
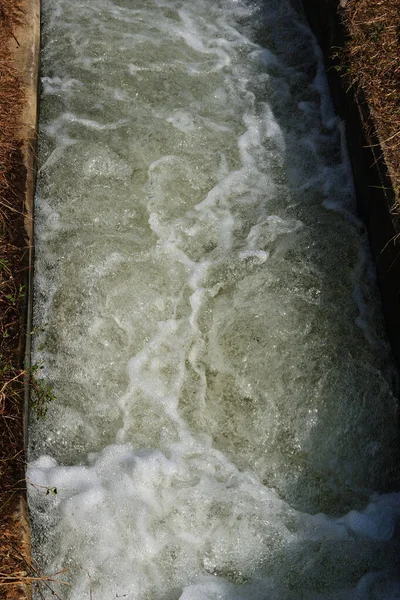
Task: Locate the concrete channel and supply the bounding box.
[5,0,398,598]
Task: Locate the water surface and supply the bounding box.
[29,0,400,598]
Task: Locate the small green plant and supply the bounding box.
[5,283,25,305]
[0,257,10,272]
[29,362,56,419]
[367,21,385,42]
[30,323,49,336]
[1,360,56,419]
[31,322,50,351]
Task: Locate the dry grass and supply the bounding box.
[0,1,31,598]
[340,0,400,200]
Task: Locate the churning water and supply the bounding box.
[28,0,400,598]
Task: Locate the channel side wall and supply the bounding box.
[301,0,400,372]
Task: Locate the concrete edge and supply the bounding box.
[7,0,40,597]
[18,0,40,458]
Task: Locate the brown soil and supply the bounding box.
[341,0,400,200]
[0,1,33,598]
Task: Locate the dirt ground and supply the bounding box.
[0,0,34,598]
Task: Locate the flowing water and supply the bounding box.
[28,0,400,598]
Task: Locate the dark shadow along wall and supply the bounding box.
[301,0,400,373]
